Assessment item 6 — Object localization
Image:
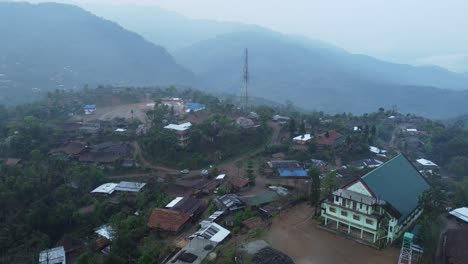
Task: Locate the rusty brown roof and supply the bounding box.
[147,208,190,232]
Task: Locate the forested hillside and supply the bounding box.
[0,2,197,105]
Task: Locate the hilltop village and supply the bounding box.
[1,86,468,264]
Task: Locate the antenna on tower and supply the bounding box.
[241,48,249,109]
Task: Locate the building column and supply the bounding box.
[324,216,328,225]
[336,219,339,229]
[360,229,363,239]
[373,232,376,243]
[348,224,351,234]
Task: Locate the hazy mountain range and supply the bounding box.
[0,2,196,104]
[1,2,468,118]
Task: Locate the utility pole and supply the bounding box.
[241,48,249,109]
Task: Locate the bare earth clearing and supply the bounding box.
[265,203,399,264]
[83,102,154,122]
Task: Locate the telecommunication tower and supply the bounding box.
[241,48,249,108]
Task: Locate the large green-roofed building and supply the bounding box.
[320,154,430,247]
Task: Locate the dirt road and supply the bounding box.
[265,203,399,264]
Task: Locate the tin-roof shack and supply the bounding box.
[39,246,66,264]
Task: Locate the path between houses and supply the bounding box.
[131,141,178,175]
[121,121,282,181]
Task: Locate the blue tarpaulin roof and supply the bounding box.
[186,103,205,110]
[278,169,308,177]
[83,104,96,109]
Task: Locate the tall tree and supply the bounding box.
[309,167,321,215]
[321,172,338,196]
[288,118,296,136]
[299,120,306,135]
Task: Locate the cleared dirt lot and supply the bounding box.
[265,203,399,264]
[82,102,154,122]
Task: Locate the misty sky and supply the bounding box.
[26,0,468,72]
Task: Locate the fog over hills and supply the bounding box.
[85,5,468,118]
[0,2,197,104]
[2,2,468,118]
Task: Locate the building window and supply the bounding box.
[353,214,360,221]
[366,218,373,225]
[389,226,393,232]
[329,207,336,213]
[334,196,339,203]
[341,211,348,217]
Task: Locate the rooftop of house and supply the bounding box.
[267,160,302,169]
[91,183,118,194]
[217,194,245,212]
[90,142,130,154]
[79,151,121,163]
[229,176,250,189]
[185,102,206,112]
[369,146,386,154]
[190,222,230,243]
[359,154,430,222]
[241,192,279,207]
[39,246,66,264]
[167,197,205,216]
[114,181,146,192]
[315,130,344,145]
[272,114,290,121]
[278,169,308,177]
[292,134,312,141]
[416,158,438,167]
[95,224,115,241]
[62,141,88,155]
[147,208,191,232]
[215,174,226,180]
[311,159,327,168]
[348,158,383,168]
[449,207,468,223]
[164,122,192,131]
[83,104,96,109]
[4,158,22,166]
[168,237,218,264]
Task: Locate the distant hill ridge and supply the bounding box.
[174,30,468,118]
[0,2,197,105]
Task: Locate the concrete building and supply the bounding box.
[164,122,192,147]
[320,154,430,247]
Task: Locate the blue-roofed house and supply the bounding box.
[83,104,96,115]
[320,154,430,247]
[185,102,206,113]
[278,169,308,178]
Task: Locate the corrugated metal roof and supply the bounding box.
[166,197,184,208]
[114,181,146,192]
[91,183,117,194]
[278,169,308,177]
[95,224,114,241]
[361,154,430,222]
[39,246,66,264]
[191,222,230,243]
[449,207,468,223]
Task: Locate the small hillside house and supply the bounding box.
[320,154,429,247]
[83,104,96,115]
